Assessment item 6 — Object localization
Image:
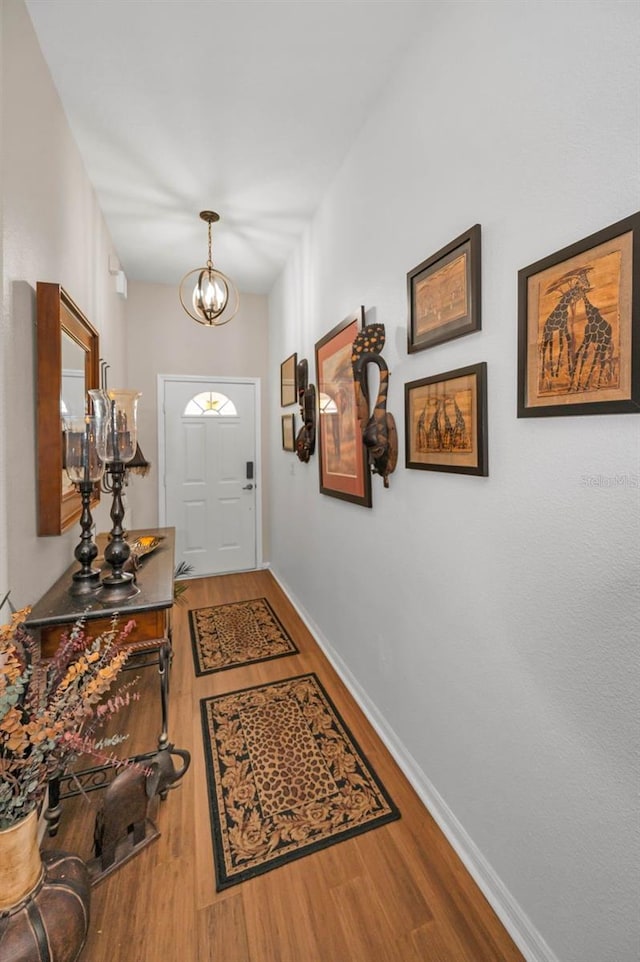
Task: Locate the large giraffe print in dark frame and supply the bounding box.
[518,211,640,418]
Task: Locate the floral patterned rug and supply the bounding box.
[200,673,400,889]
[188,598,299,675]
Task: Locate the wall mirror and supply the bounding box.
[36,283,100,535]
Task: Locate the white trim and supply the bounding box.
[253,378,263,568]
[157,374,262,570]
[271,567,560,962]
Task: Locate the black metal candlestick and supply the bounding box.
[70,479,101,595]
[97,398,138,600]
[98,458,137,599]
[66,419,102,597]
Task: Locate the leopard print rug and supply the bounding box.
[189,598,299,675]
[200,673,400,889]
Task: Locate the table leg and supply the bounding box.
[157,641,171,752]
[45,776,62,837]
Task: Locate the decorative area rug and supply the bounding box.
[200,672,400,889]
[189,597,299,675]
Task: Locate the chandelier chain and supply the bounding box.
[207,220,213,270]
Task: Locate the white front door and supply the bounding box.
[161,377,258,576]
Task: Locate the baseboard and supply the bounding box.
[272,569,560,962]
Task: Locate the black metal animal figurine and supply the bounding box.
[295,358,316,462]
[351,323,398,488]
[91,743,191,882]
[93,765,154,876]
[143,742,191,800]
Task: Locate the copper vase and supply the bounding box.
[0,809,91,962]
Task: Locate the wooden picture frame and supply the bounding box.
[405,362,488,476]
[517,212,640,417]
[315,308,372,507]
[36,283,100,535]
[280,353,298,407]
[281,413,296,452]
[408,224,481,353]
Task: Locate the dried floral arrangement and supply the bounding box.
[0,607,140,829]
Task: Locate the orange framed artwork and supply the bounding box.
[315,308,372,507]
[517,212,640,417]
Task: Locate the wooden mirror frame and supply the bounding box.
[36,283,100,536]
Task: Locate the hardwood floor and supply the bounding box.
[43,570,525,962]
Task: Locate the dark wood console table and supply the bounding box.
[25,527,175,835]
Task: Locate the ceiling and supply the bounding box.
[25,1,432,294]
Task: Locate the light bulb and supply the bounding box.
[193,270,229,322]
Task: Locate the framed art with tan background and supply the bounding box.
[281,413,296,452]
[405,362,488,476]
[280,352,298,407]
[517,211,640,417]
[315,308,372,507]
[407,224,481,353]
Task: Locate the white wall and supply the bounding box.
[124,282,270,557]
[268,3,640,961]
[0,0,127,607]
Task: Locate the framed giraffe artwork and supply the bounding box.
[407,224,481,353]
[315,307,372,507]
[517,211,640,417]
[404,362,488,476]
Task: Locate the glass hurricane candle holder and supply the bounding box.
[63,415,106,596]
[89,388,142,600]
[90,388,141,463]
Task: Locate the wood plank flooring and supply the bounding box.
[42,570,525,962]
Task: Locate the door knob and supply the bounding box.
[242,483,254,490]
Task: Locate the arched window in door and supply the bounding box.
[183,391,238,417]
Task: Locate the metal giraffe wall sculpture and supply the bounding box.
[351,323,398,488]
[295,358,316,462]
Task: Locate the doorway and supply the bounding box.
[158,376,261,576]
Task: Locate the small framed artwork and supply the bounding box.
[407,224,481,353]
[281,413,296,452]
[280,353,298,407]
[518,211,640,417]
[315,307,372,507]
[405,362,488,476]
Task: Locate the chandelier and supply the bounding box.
[179,210,239,326]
